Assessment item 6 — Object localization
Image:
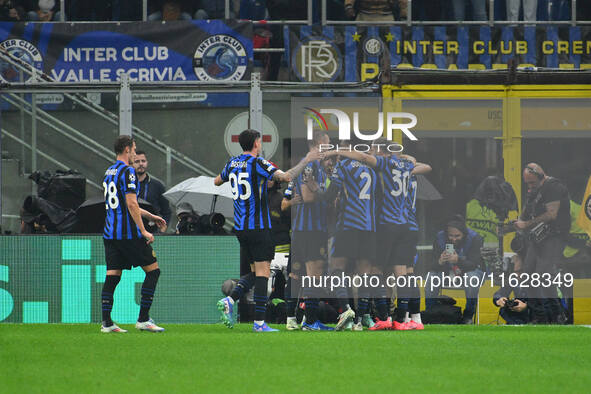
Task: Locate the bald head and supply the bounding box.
[523,163,546,192]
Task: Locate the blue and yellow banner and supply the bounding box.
[285,25,591,82]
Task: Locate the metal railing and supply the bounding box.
[1,128,102,191]
[0,47,219,186]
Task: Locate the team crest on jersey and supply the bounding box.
[193,34,248,81]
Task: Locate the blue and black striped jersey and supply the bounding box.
[103,160,142,240]
[330,158,377,232]
[284,182,293,200]
[375,155,415,226]
[404,166,419,231]
[288,160,328,232]
[221,154,277,231]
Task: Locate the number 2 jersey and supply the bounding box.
[330,158,378,232]
[103,160,141,240]
[220,154,278,231]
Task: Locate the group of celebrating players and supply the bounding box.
[217,128,431,332]
[97,129,431,333]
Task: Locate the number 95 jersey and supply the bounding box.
[220,154,278,230]
[103,160,141,240]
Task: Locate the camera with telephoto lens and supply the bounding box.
[177,213,200,235]
[528,222,552,244]
[510,233,526,255]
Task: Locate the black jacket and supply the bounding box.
[493,281,529,324]
[137,173,171,225]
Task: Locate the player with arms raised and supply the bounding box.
[215,129,320,332]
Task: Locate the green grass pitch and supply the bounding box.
[1,323,591,393]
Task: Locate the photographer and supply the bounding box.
[493,254,529,325]
[175,202,199,235]
[510,163,569,324]
[425,215,485,324]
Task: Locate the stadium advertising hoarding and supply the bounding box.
[286,25,591,82]
[0,236,238,323]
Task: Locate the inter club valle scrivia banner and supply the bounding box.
[0,20,253,84]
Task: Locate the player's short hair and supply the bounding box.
[239,129,261,151]
[135,150,146,157]
[114,135,135,155]
[308,130,329,148]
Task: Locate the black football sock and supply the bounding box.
[395,276,409,322]
[304,284,321,324]
[285,277,298,318]
[409,283,421,315]
[304,299,319,325]
[138,269,160,323]
[330,268,350,311]
[374,275,390,321]
[356,297,370,324]
[375,298,390,321]
[101,275,121,326]
[253,276,269,322]
[230,272,255,302]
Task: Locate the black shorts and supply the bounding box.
[104,238,157,271]
[377,223,417,268]
[236,229,275,265]
[332,230,377,262]
[291,231,328,264]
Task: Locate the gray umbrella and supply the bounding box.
[416,175,442,201]
[163,176,234,218]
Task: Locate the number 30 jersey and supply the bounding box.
[220,154,278,231]
[330,158,377,232]
[375,155,415,226]
[103,160,141,240]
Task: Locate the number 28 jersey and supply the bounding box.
[103,160,141,240]
[221,154,278,231]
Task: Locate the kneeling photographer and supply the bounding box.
[493,253,529,325]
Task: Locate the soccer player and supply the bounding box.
[101,135,167,333]
[288,130,333,331]
[215,129,320,332]
[325,144,430,330]
[396,159,431,330]
[281,182,302,330]
[313,141,379,331]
